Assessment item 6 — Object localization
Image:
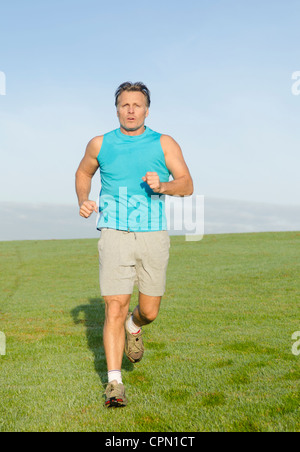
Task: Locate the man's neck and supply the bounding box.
[119,124,146,136]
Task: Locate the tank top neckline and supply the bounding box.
[116,126,151,141]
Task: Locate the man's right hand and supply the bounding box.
[79,200,98,218]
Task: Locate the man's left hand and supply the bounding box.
[142,172,163,193]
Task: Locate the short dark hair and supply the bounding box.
[115,82,151,108]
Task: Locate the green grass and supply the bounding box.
[0,231,299,432]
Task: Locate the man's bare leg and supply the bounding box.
[103,294,131,371]
[124,292,162,364]
[132,292,162,327]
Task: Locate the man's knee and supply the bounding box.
[138,306,159,324]
[104,295,130,323]
[136,294,162,325]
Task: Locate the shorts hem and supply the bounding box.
[137,287,166,297]
[100,288,166,297]
[100,289,134,297]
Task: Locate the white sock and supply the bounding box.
[108,370,122,384]
[126,314,141,335]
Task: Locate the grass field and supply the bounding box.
[0,231,299,432]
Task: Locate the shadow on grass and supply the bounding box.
[71,297,134,387]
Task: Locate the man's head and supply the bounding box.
[115,82,151,108]
[115,82,151,134]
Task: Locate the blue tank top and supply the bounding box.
[96,127,171,232]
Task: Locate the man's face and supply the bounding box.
[117,91,149,133]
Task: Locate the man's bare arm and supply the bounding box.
[142,135,194,196]
[75,136,103,218]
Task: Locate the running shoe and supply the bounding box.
[104,380,128,408]
[125,312,144,363]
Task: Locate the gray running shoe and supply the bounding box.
[104,380,128,408]
[125,312,144,363]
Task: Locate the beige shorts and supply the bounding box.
[98,229,170,297]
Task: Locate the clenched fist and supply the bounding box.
[142,172,163,193]
[79,200,98,218]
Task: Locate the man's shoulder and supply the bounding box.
[89,135,104,144]
[88,129,120,158]
[89,129,118,146]
[87,135,104,158]
[159,135,183,160]
[160,134,179,149]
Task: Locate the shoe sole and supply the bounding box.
[126,353,142,364]
[105,397,127,408]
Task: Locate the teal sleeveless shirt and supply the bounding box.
[96,127,171,232]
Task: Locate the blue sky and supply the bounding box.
[1,0,300,209]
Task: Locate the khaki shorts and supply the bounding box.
[98,229,170,297]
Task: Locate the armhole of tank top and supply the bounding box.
[96,135,106,165]
[159,134,172,177]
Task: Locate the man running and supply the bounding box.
[75,82,193,407]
